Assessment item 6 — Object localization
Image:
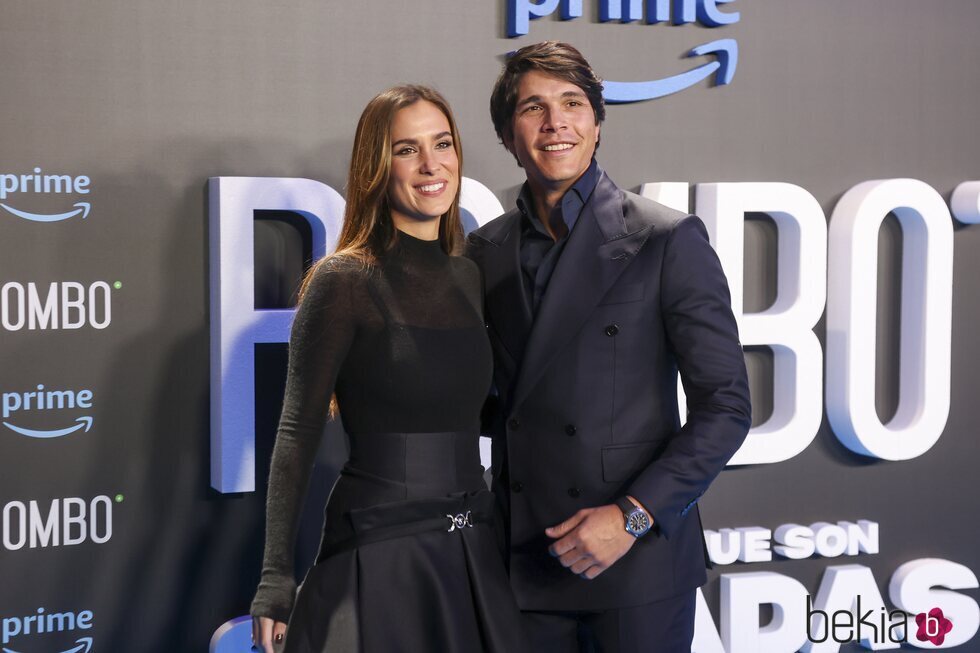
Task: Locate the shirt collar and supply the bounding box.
[517,158,602,236]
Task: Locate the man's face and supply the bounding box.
[505,70,600,198]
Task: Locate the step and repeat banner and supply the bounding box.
[2,2,979,652]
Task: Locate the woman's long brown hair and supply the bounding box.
[299,85,464,300]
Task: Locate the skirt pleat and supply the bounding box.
[283,494,524,653]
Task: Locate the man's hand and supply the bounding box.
[545,504,636,579]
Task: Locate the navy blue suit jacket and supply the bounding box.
[466,171,751,611]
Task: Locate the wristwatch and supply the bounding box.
[616,496,652,538]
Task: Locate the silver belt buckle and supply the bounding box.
[446,510,473,532]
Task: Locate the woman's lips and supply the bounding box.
[415,180,448,196]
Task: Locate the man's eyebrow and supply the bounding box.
[516,90,588,108]
[516,94,544,109]
[392,131,453,147]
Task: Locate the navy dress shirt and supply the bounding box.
[517,159,601,315]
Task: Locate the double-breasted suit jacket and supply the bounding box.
[466,170,752,611]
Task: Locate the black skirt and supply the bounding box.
[283,432,525,653]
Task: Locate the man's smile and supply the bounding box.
[541,142,576,152]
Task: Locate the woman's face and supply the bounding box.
[386,100,459,233]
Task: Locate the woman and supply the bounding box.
[250,86,522,653]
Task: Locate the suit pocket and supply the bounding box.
[597,282,645,306]
[601,440,664,483]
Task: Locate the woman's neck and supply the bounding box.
[391,215,440,241]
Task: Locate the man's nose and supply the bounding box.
[541,107,567,132]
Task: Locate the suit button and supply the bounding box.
[604,324,620,337]
[508,418,520,430]
[567,487,581,498]
[512,482,524,493]
[565,424,576,436]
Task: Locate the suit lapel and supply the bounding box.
[481,211,533,372]
[510,173,655,411]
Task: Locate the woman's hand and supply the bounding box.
[251,616,287,652]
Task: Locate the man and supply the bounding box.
[466,41,752,651]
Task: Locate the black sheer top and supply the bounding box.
[251,231,492,621]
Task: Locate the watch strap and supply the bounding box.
[615,496,637,518]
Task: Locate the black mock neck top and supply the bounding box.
[251,230,492,620]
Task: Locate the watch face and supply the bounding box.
[627,511,650,534]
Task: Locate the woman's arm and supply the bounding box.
[250,260,359,628]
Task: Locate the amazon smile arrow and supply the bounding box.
[603,38,738,103]
[0,202,90,222]
[2,637,93,653]
[2,416,93,439]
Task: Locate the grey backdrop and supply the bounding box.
[1,1,978,651]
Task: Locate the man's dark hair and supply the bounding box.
[489,41,605,149]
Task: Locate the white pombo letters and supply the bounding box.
[460,177,505,229]
[647,179,956,465]
[1,281,112,331]
[696,183,827,465]
[209,176,500,493]
[639,181,690,214]
[209,177,345,493]
[210,175,965,492]
[2,496,112,550]
[950,181,980,224]
[827,179,953,460]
